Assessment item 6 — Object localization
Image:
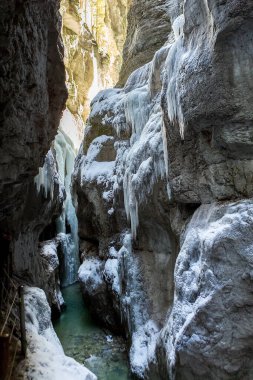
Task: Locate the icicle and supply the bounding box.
[166,14,186,140]
[34,151,55,200]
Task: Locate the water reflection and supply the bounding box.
[53,283,134,380]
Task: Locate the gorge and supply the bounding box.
[0,1,253,380]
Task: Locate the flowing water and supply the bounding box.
[53,283,134,380]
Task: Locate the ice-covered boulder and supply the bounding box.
[155,200,253,380]
[39,239,64,318]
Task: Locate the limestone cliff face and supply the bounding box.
[118,0,171,85]
[61,0,129,122]
[0,0,67,234]
[74,0,253,379]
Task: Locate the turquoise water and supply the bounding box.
[53,283,134,380]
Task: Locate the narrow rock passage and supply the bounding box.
[53,283,134,380]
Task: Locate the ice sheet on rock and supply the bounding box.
[78,257,104,294]
[104,258,120,294]
[15,287,96,380]
[118,233,149,336]
[159,200,253,378]
[130,320,159,378]
[122,100,166,238]
[165,14,186,139]
[40,240,59,271]
[109,44,171,237]
[124,63,151,93]
[55,129,79,286]
[149,45,171,97]
[34,151,62,201]
[125,85,151,142]
[115,233,160,378]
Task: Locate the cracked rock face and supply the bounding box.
[0,0,67,233]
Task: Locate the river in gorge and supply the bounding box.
[53,283,134,380]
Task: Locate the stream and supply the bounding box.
[53,283,134,380]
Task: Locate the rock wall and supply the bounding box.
[118,0,171,85]
[73,0,253,379]
[0,2,98,377]
[12,150,65,316]
[0,0,67,234]
[61,0,129,122]
[0,0,68,311]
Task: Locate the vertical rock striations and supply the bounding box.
[73,0,253,379]
[0,0,67,232]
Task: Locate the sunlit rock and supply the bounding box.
[61,0,129,121]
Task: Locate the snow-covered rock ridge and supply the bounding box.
[15,287,96,380]
[73,0,253,379]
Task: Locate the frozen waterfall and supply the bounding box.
[54,110,83,287]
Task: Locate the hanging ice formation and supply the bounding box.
[54,110,81,287]
[120,14,186,237]
[34,151,57,201]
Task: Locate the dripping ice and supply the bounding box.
[54,111,83,287]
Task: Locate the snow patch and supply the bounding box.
[15,287,96,380]
[83,161,115,183]
[104,258,120,294]
[78,257,104,293]
[130,320,159,378]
